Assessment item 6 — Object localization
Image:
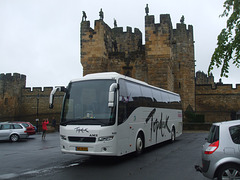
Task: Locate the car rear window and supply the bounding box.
[13,124,23,129]
[207,125,219,143]
[229,125,240,144]
[21,123,29,128]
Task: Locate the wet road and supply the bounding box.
[0,132,208,180]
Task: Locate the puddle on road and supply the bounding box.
[0,161,82,180]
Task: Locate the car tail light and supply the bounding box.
[204,140,219,154]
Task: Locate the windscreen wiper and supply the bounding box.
[60,120,82,126]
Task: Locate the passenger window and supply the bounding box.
[140,86,153,106]
[152,89,162,103]
[13,124,22,129]
[1,124,11,130]
[118,79,142,125]
[118,79,128,125]
[229,125,240,144]
[162,92,170,103]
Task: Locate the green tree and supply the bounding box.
[208,0,240,77]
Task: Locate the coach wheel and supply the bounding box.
[136,133,144,155]
[10,134,19,142]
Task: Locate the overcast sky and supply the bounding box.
[0,0,239,88]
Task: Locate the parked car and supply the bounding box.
[0,122,28,142]
[13,122,36,135]
[195,120,240,179]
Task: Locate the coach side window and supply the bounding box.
[140,85,153,107]
[125,81,142,115]
[118,79,128,125]
[162,92,170,103]
[152,89,163,108]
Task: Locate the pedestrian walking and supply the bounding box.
[42,119,49,140]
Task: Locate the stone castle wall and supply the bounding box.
[0,73,64,126]
[196,82,240,122]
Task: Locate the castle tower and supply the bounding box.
[145,14,195,111]
[173,23,195,111]
[80,19,146,79]
[0,73,26,121]
[145,14,174,91]
[81,20,108,75]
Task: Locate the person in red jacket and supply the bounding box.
[42,119,49,140]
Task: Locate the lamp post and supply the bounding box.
[36,94,39,133]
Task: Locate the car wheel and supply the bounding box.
[217,164,240,180]
[171,127,175,143]
[10,134,19,142]
[136,133,144,155]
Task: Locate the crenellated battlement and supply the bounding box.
[0,73,26,82]
[196,83,240,92]
[145,14,173,35]
[22,87,54,95]
[81,20,142,40]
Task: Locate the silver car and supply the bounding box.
[195,120,240,179]
[0,122,28,142]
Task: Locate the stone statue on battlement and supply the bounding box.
[99,8,104,20]
[145,4,149,16]
[180,15,185,24]
[114,18,117,28]
[82,11,87,21]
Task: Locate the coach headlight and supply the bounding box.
[98,136,114,142]
[60,134,67,140]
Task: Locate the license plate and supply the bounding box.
[76,147,88,151]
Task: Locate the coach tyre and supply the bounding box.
[217,164,240,180]
[136,133,144,154]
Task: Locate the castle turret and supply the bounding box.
[81,20,109,76]
[145,14,174,91]
[0,73,26,120]
[80,17,145,78]
[173,22,195,111]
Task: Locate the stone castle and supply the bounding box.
[1,10,240,126]
[81,13,195,113]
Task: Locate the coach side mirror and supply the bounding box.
[49,86,67,109]
[108,83,118,108]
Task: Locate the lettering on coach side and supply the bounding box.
[145,108,170,142]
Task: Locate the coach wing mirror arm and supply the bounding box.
[49,86,67,109]
[108,83,118,108]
